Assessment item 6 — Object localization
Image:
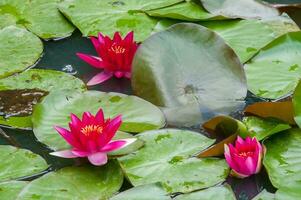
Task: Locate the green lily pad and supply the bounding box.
[201,17,299,63]
[59,0,182,41]
[0,0,74,39]
[242,116,291,140]
[16,161,123,200]
[0,26,42,79]
[175,185,236,200]
[263,128,301,189]
[0,181,28,200]
[110,183,171,200]
[200,0,279,19]
[0,69,86,129]
[146,1,217,21]
[252,189,275,200]
[275,188,300,200]
[32,90,166,150]
[292,80,301,128]
[132,23,247,126]
[118,129,229,193]
[0,145,48,182]
[245,32,301,99]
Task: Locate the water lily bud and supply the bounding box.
[224,136,264,178]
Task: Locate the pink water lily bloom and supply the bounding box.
[77,31,139,86]
[50,108,136,166]
[224,136,264,178]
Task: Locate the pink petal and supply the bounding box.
[125,72,131,79]
[70,113,82,127]
[95,108,105,124]
[77,53,107,69]
[113,32,122,42]
[244,156,256,174]
[90,37,100,50]
[54,126,80,148]
[71,150,90,157]
[123,31,134,45]
[101,138,137,152]
[231,169,249,178]
[82,112,93,124]
[87,71,113,86]
[114,71,124,78]
[98,32,105,45]
[88,152,108,166]
[50,150,78,158]
[102,115,122,144]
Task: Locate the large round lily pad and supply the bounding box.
[292,80,301,128]
[0,69,86,129]
[0,0,75,39]
[263,128,301,190]
[32,90,165,150]
[0,181,28,200]
[16,161,123,200]
[132,23,247,126]
[0,145,48,182]
[59,0,182,41]
[245,32,301,99]
[118,129,229,193]
[200,0,279,19]
[0,26,42,79]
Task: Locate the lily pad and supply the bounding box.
[110,183,171,200]
[263,128,301,189]
[200,0,279,19]
[0,145,48,182]
[0,181,28,200]
[146,1,217,21]
[292,80,301,128]
[201,17,299,63]
[275,188,300,200]
[0,26,42,79]
[132,23,247,126]
[0,0,75,39]
[242,116,291,140]
[175,185,236,200]
[59,0,182,41]
[16,161,123,200]
[0,69,86,129]
[118,129,229,193]
[32,90,165,150]
[245,32,301,99]
[252,189,275,200]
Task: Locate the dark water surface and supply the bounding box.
[0,6,301,199]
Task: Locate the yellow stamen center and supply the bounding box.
[81,125,103,136]
[110,44,126,54]
[238,151,254,157]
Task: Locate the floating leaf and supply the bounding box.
[242,116,291,140]
[132,23,247,126]
[0,181,28,200]
[201,17,299,63]
[0,69,86,129]
[200,0,279,19]
[16,161,123,200]
[252,189,275,200]
[0,145,48,182]
[244,101,295,125]
[59,0,182,41]
[275,188,300,200]
[110,183,171,200]
[118,129,229,193]
[174,185,236,200]
[0,26,42,79]
[32,90,165,150]
[146,1,217,21]
[0,0,75,39]
[292,80,301,128]
[263,128,301,190]
[245,32,301,99]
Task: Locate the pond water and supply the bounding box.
[0,2,301,199]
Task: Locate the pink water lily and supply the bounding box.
[50,108,136,166]
[77,31,139,86]
[224,136,264,178]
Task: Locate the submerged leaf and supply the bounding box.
[132,23,247,126]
